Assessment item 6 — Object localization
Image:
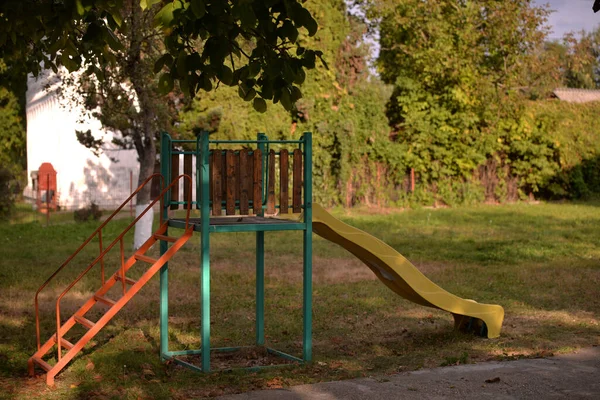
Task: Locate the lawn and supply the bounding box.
[1,202,599,399]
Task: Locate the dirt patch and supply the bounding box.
[177,346,296,370]
[410,261,454,276]
[264,256,379,284]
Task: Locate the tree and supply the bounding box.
[2,0,323,240]
[178,0,401,207]
[0,60,26,217]
[1,0,323,109]
[369,0,553,202]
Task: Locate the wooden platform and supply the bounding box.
[168,216,305,233]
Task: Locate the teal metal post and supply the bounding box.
[256,232,265,345]
[159,133,170,360]
[199,131,211,371]
[258,133,268,202]
[302,132,313,362]
[256,134,266,346]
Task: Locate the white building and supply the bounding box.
[25,70,139,210]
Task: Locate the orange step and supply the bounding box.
[94,295,116,307]
[74,315,96,329]
[53,336,74,351]
[116,275,137,285]
[31,356,52,372]
[134,254,158,264]
[154,234,177,243]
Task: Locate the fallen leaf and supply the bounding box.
[85,361,95,371]
[266,377,283,388]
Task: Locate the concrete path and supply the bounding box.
[218,347,600,399]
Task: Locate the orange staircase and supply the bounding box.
[28,174,194,385]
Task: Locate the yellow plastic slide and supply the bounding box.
[308,203,504,338]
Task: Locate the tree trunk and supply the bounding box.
[129,1,158,248]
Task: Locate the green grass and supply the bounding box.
[1,202,599,399]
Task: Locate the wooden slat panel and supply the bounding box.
[170,153,179,210]
[235,150,241,202]
[293,149,302,213]
[183,153,192,207]
[253,149,262,215]
[212,150,222,216]
[208,152,213,207]
[279,149,289,214]
[267,150,275,214]
[226,150,236,215]
[221,150,227,204]
[239,149,251,215]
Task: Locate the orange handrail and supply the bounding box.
[51,174,192,359]
[34,173,166,351]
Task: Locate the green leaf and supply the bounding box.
[280,88,292,111]
[293,68,305,85]
[177,51,187,77]
[158,73,174,94]
[154,54,173,73]
[75,0,85,16]
[253,97,267,113]
[110,10,123,27]
[104,28,124,52]
[260,80,273,100]
[316,51,329,70]
[302,51,316,69]
[280,20,298,43]
[239,4,257,29]
[190,0,206,18]
[290,86,302,102]
[155,2,182,28]
[283,62,296,84]
[238,85,256,101]
[244,88,256,101]
[248,62,261,78]
[219,65,234,86]
[304,16,318,37]
[141,0,162,11]
[200,73,213,91]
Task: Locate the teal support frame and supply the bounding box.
[256,232,265,345]
[256,133,267,346]
[158,131,313,371]
[302,132,313,362]
[159,133,171,360]
[199,131,211,371]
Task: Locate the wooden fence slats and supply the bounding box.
[253,149,262,215]
[208,152,213,207]
[293,149,302,213]
[267,150,276,215]
[221,150,227,205]
[183,153,192,207]
[235,151,240,203]
[226,150,236,215]
[239,149,251,215]
[172,146,301,216]
[170,153,180,210]
[279,150,289,213]
[212,150,222,216]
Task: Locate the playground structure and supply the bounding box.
[28,132,504,385]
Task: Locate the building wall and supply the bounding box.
[25,70,139,210]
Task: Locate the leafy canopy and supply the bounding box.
[0,0,324,112]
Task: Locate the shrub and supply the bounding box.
[0,167,19,219]
[74,203,102,222]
